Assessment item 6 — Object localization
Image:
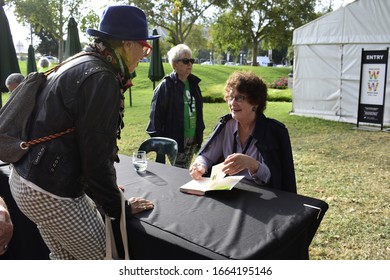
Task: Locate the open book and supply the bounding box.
[180,162,244,196]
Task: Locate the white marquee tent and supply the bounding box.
[292,0,390,125]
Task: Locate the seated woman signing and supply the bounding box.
[189,71,297,193]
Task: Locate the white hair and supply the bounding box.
[38,57,51,68]
[5,73,24,86]
[167,44,192,67]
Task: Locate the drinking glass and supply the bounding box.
[132,150,147,172]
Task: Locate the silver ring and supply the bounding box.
[3,244,8,251]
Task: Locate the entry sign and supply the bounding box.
[357,48,388,129]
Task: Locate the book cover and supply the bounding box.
[179,162,244,196]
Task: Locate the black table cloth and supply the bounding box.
[115,155,328,260]
[0,156,328,260]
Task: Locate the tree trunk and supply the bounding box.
[251,39,259,66]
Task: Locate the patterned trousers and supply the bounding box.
[9,168,105,260]
[174,137,197,169]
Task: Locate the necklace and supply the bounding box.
[232,131,253,154]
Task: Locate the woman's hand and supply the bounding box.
[189,162,206,180]
[128,197,154,215]
[0,205,13,256]
[223,153,259,175]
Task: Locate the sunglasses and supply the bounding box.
[177,58,195,65]
[138,40,152,57]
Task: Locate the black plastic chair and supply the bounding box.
[138,137,178,165]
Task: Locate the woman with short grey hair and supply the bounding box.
[147,44,205,169]
[167,44,192,66]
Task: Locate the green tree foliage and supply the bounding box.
[182,24,208,59]
[212,0,318,65]
[35,28,58,56]
[78,8,99,42]
[130,0,227,46]
[6,0,85,61]
[210,11,246,59]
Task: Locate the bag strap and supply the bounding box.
[119,193,129,259]
[104,193,129,260]
[43,51,96,77]
[20,127,75,149]
[20,52,98,150]
[104,216,118,259]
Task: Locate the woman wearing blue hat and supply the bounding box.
[9,5,157,259]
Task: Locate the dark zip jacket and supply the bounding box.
[14,54,126,218]
[146,72,205,152]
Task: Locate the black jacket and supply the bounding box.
[199,113,297,193]
[146,72,205,152]
[14,54,125,218]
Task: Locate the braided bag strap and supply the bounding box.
[20,127,75,150]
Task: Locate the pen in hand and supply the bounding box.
[189,162,205,180]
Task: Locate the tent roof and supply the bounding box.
[293,0,390,45]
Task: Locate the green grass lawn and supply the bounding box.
[2,61,389,260]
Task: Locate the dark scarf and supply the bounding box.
[87,39,133,92]
[85,40,131,145]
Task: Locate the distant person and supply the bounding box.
[189,71,297,193]
[5,73,24,93]
[146,44,205,169]
[0,196,13,256]
[38,57,51,71]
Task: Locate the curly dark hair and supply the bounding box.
[224,71,267,114]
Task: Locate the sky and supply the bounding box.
[3,0,355,53]
[3,0,113,52]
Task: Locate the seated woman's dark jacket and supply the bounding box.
[199,113,297,193]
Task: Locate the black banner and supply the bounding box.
[357,49,388,129]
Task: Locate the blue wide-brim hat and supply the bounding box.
[86,5,160,41]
